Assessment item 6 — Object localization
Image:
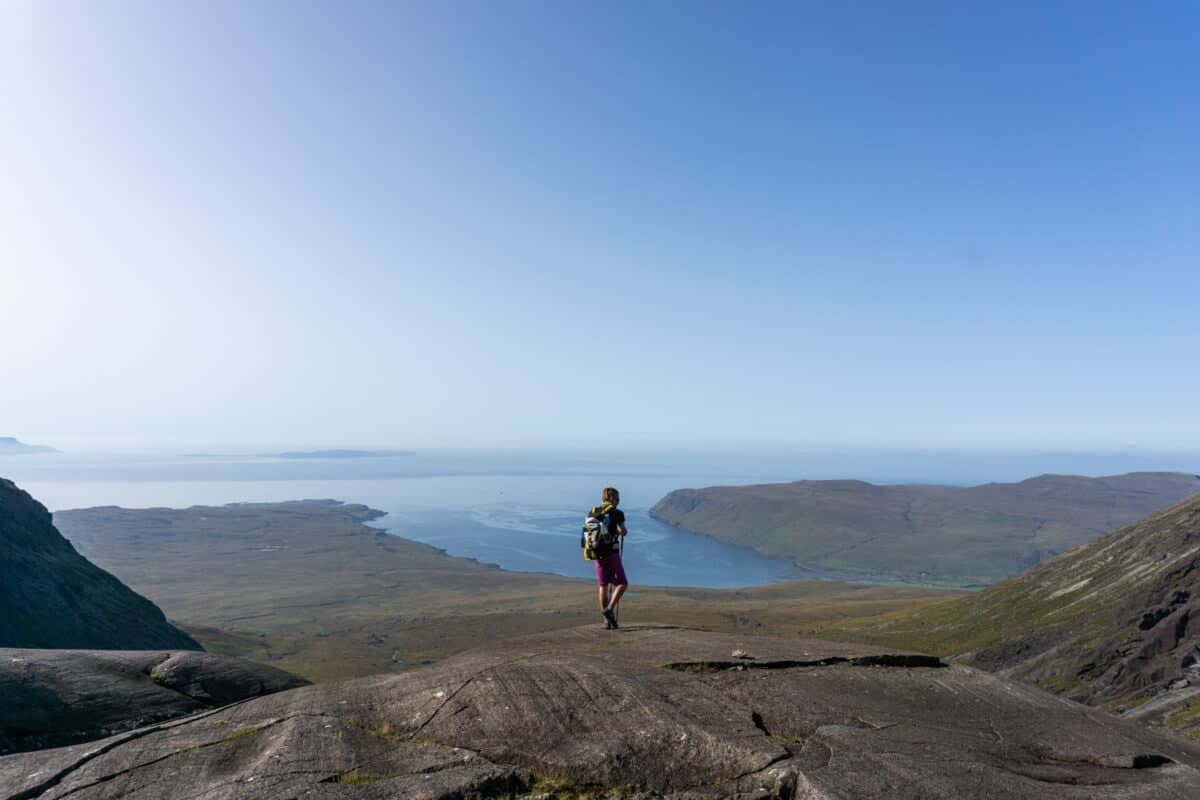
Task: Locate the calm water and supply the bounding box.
[2,450,842,588]
[378,503,839,587]
[8,447,1196,588]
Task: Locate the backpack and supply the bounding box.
[581,503,616,561]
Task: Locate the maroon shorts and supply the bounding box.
[595,552,628,587]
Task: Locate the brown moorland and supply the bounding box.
[53,501,957,682]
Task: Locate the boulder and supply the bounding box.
[0,649,308,755]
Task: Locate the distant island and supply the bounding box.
[182,449,416,459]
[276,449,415,459]
[0,436,56,454]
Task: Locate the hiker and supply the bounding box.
[587,487,628,629]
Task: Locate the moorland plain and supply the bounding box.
[53,501,957,682]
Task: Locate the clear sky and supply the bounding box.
[2,1,1197,451]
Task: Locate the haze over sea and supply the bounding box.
[4,447,1197,589]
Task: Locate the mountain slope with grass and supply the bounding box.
[650,471,1200,585]
[817,492,1200,740]
[0,478,200,650]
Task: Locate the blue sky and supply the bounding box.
[2,1,1197,451]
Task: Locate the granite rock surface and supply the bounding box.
[4,625,1199,799]
[1,649,308,755]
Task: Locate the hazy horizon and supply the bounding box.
[3,443,1196,494]
[6,436,1200,462]
[4,3,1197,452]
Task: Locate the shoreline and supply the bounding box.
[369,504,851,591]
[647,507,989,590]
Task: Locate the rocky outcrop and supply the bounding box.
[0,479,200,651]
[650,472,1200,586]
[960,494,1200,726]
[4,626,1199,799]
[0,649,308,754]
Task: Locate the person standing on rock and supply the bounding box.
[591,487,628,629]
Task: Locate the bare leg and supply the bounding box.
[598,585,610,612]
[607,584,627,610]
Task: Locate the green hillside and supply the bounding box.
[807,492,1200,740]
[650,472,1200,586]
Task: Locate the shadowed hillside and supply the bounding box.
[0,479,199,651]
[651,472,1200,585]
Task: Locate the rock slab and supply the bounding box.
[3,626,1200,798]
[0,649,308,755]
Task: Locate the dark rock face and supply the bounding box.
[0,479,200,651]
[4,626,1199,799]
[0,649,308,755]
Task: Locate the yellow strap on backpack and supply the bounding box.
[582,503,616,560]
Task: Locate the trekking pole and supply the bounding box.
[615,534,624,626]
[612,584,618,627]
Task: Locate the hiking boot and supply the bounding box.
[602,611,614,629]
[603,607,618,630]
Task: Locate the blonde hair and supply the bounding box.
[602,487,620,505]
